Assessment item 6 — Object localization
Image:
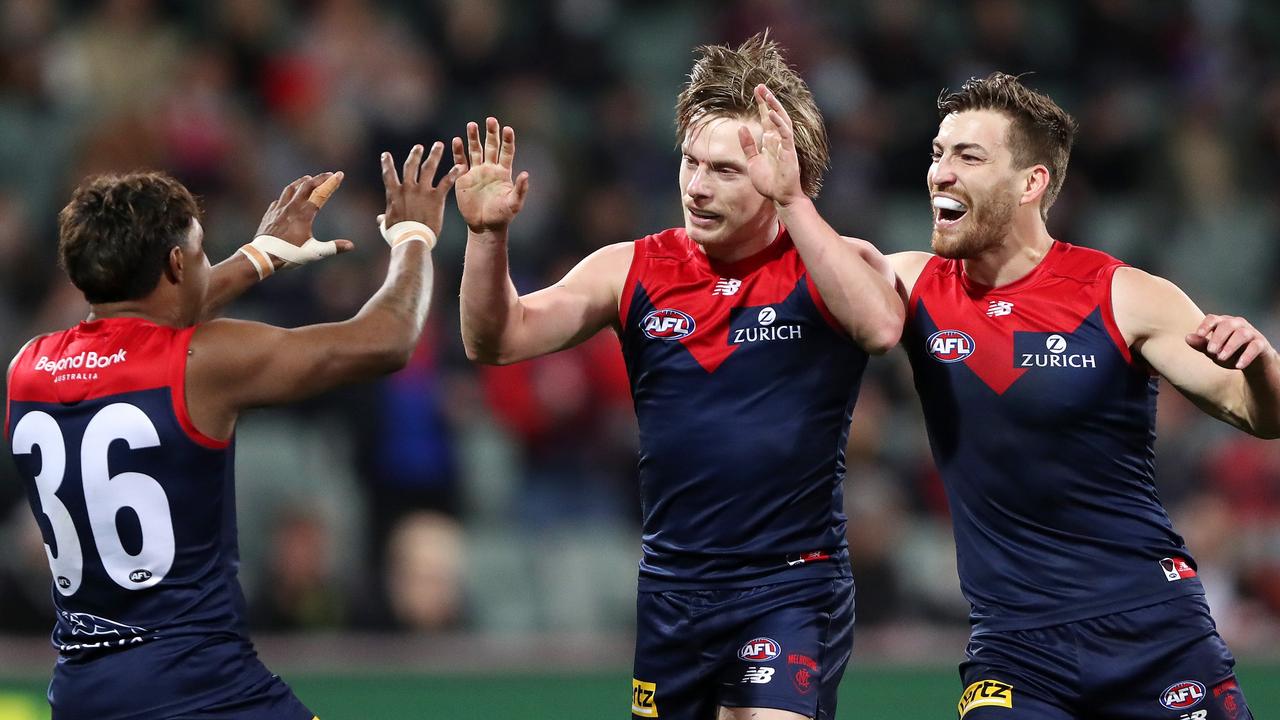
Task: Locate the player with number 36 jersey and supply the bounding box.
[5,143,460,719]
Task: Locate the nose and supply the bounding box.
[929,157,957,190]
[685,165,710,200]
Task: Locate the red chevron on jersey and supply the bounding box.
[619,226,840,374]
[908,242,1132,395]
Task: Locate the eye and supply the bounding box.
[961,154,981,163]
[930,150,942,161]
[682,155,697,167]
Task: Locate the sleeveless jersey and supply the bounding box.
[904,242,1204,631]
[619,227,867,589]
[5,317,277,719]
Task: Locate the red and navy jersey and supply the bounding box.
[619,227,867,589]
[904,242,1203,632]
[5,318,275,718]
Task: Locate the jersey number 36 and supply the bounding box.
[11,403,175,596]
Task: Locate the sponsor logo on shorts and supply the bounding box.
[1160,557,1198,582]
[641,309,695,340]
[741,667,775,684]
[927,329,974,363]
[632,678,658,717]
[1161,680,1206,710]
[1212,678,1242,720]
[739,637,781,662]
[958,679,1014,717]
[788,653,819,695]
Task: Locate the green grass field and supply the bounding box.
[0,663,1276,719]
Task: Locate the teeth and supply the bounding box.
[932,196,966,212]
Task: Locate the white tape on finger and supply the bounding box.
[237,234,340,279]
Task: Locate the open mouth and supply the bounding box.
[687,207,722,225]
[932,196,968,226]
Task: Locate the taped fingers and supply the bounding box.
[307,172,344,209]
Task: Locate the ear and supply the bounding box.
[1020,165,1051,208]
[163,245,184,284]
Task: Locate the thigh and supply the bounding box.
[957,627,1078,720]
[168,674,314,720]
[718,578,854,720]
[1082,597,1255,720]
[633,589,720,720]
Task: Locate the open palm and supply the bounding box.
[739,84,804,206]
[453,117,530,233]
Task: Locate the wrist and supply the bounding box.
[467,226,509,244]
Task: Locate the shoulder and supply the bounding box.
[1048,242,1125,282]
[7,336,42,386]
[886,251,938,296]
[1111,266,1200,344]
[637,228,696,260]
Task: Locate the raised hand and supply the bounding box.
[256,172,354,254]
[381,142,464,236]
[453,117,530,233]
[1186,314,1277,370]
[738,84,804,207]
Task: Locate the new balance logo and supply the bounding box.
[742,667,775,684]
[986,300,1014,317]
[713,278,742,296]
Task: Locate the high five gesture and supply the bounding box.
[453,117,530,233]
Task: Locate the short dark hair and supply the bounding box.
[937,72,1078,219]
[58,172,199,303]
[676,31,830,198]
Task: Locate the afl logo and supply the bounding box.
[927,329,975,363]
[1160,680,1205,710]
[739,637,781,662]
[641,309,695,340]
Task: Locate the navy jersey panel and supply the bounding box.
[5,318,291,718]
[619,228,867,587]
[632,577,854,720]
[904,243,1203,631]
[957,596,1251,720]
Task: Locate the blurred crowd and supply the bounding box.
[2,0,1280,655]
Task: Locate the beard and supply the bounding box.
[931,188,1016,259]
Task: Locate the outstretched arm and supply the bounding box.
[186,143,463,440]
[200,173,356,320]
[456,117,625,365]
[739,84,903,353]
[1114,266,1280,438]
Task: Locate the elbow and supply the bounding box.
[859,320,903,356]
[462,336,505,365]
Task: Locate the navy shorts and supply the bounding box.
[957,595,1252,720]
[632,576,854,720]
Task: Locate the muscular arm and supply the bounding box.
[779,198,903,353]
[460,233,631,364]
[1114,266,1280,438]
[187,241,433,439]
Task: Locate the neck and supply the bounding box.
[700,218,781,264]
[87,301,181,327]
[960,213,1054,288]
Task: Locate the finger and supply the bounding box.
[768,109,794,142]
[333,239,355,254]
[1185,333,1209,353]
[438,164,465,193]
[1213,329,1250,363]
[738,124,760,159]
[403,144,425,185]
[510,171,530,214]
[1193,314,1220,339]
[498,125,516,170]
[484,117,501,165]
[467,122,483,167]
[1236,342,1266,370]
[289,174,327,207]
[380,151,401,191]
[307,171,344,209]
[278,175,310,206]
[420,141,445,186]
[762,85,793,131]
[452,137,468,168]
[1204,319,1235,355]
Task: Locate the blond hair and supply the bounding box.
[675,32,830,198]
